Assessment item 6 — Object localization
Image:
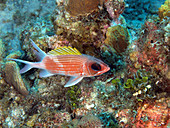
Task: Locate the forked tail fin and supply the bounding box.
[7,58,33,74]
[7,39,47,74]
[30,39,46,61]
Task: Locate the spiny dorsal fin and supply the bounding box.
[48,46,82,55]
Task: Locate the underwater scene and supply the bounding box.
[0,0,169,127]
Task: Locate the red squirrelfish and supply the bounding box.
[10,39,110,87]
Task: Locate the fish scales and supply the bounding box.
[43,55,86,76]
[9,39,110,87]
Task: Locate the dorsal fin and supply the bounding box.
[48,46,82,55]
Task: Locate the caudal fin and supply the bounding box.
[8,58,33,74]
[30,39,46,61]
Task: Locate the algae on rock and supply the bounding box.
[3,61,29,96]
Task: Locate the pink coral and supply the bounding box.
[116,98,170,128]
[104,0,125,24]
[137,41,167,74]
[115,109,133,128]
[127,19,168,78]
[47,35,70,49]
[77,114,102,128]
[133,98,170,128]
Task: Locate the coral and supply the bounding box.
[0,1,169,128]
[73,85,100,117]
[5,50,22,59]
[53,111,71,126]
[65,0,101,16]
[53,13,107,54]
[0,39,5,61]
[116,98,170,127]
[124,70,155,102]
[141,19,163,43]
[104,0,125,24]
[122,0,165,30]
[92,77,135,115]
[133,98,170,128]
[66,85,81,110]
[20,19,54,47]
[137,42,167,73]
[5,106,26,127]
[3,61,29,96]
[127,18,169,90]
[115,109,133,128]
[163,19,170,43]
[101,50,125,72]
[26,114,38,127]
[98,112,118,127]
[104,25,130,53]
[158,0,170,21]
[77,114,102,128]
[34,110,71,127]
[47,35,69,49]
[52,1,114,57]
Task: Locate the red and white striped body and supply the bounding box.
[10,39,110,87]
[34,54,109,77]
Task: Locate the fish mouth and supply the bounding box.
[106,66,110,72]
[104,66,110,73]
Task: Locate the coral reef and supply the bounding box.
[122,0,165,30]
[52,8,109,55]
[115,109,133,127]
[127,18,169,90]
[53,0,129,56]
[159,0,170,21]
[134,98,169,128]
[65,0,101,16]
[3,61,29,96]
[98,112,118,127]
[66,85,81,110]
[0,0,169,128]
[116,98,170,128]
[100,50,125,73]
[0,0,55,54]
[76,114,102,128]
[124,70,155,102]
[104,25,130,53]
[0,39,5,61]
[104,0,125,25]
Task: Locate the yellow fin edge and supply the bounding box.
[48,46,82,55]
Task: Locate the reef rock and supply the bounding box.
[0,39,5,61]
[65,0,102,16]
[3,61,28,96]
[104,25,130,53]
[159,0,170,21]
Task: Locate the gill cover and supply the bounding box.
[84,55,107,76]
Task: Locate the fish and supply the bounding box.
[9,39,110,87]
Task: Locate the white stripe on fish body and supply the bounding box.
[52,70,83,76]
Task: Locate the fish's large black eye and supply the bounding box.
[91,63,101,71]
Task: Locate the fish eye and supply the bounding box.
[91,63,101,71]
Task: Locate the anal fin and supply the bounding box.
[64,76,83,87]
[39,69,54,77]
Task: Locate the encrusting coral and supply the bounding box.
[3,61,29,96]
[158,0,170,21]
[104,25,130,53]
[115,98,170,128]
[0,39,5,61]
[104,0,125,24]
[65,0,102,16]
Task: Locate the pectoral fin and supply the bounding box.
[64,76,83,87]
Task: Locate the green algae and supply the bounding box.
[66,85,81,110]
